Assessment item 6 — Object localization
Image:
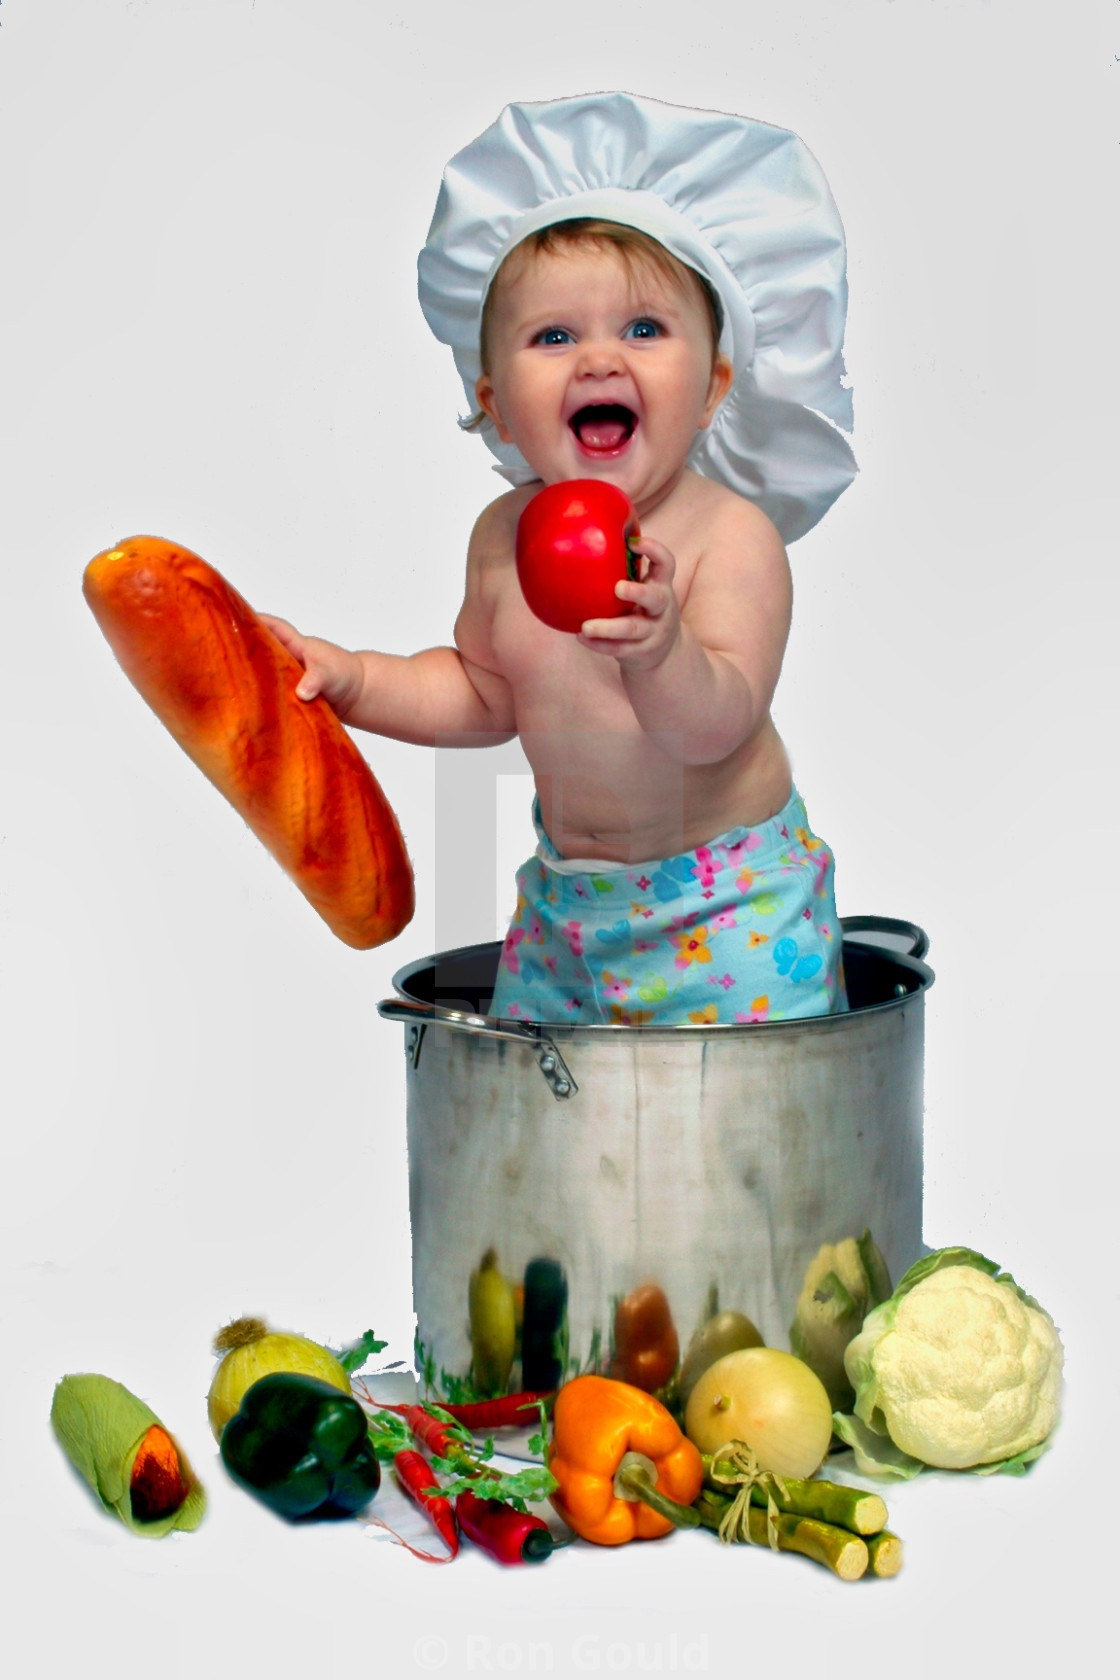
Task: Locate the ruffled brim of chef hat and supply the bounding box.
[418,91,856,544]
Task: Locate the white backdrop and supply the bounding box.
[2,2,1116,1673]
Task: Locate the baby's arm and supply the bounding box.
[577,500,791,765]
[259,512,517,748]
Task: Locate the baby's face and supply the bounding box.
[475,243,732,516]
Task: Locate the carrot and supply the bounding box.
[394,1451,459,1559]
[360,1396,471,1464]
[400,1404,464,1462]
[372,1401,482,1465]
[129,1425,187,1521]
[356,1391,557,1512]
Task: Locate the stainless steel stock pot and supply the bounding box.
[378,917,933,1409]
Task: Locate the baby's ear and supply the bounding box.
[701,354,734,427]
[474,375,513,443]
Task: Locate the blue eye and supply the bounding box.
[625,318,662,340]
[535,326,573,346]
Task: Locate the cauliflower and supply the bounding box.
[834,1247,1064,1478]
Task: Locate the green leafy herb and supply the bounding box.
[365,1409,413,1462]
[569,1326,603,1380]
[338,1330,388,1375]
[441,1367,486,1405]
[428,1458,557,1509]
[413,1336,487,1404]
[527,1400,550,1458]
[414,1333,438,1396]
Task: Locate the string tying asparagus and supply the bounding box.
[706,1442,788,1549]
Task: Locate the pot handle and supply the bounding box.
[376,995,578,1101]
[840,915,929,962]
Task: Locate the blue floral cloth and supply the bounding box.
[489,788,846,1025]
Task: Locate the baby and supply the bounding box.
[264,94,857,1027]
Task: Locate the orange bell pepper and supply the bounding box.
[548,1375,703,1546]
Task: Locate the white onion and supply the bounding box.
[684,1347,833,1477]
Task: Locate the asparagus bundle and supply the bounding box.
[699,1442,903,1581]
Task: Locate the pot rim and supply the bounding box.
[382,920,934,1037]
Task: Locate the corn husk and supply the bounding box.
[51,1374,206,1536]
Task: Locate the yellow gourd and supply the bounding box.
[207,1316,350,1441]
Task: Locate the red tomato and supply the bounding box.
[515,481,640,634]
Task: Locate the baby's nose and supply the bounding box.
[575,338,625,378]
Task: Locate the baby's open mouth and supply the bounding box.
[570,404,636,453]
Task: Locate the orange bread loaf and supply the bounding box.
[83,536,414,950]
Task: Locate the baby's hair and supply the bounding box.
[463,218,725,433]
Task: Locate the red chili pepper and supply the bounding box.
[394,1450,459,1559]
[456,1490,560,1565]
[437,1392,555,1431]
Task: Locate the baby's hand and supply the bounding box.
[258,613,365,718]
[577,538,680,669]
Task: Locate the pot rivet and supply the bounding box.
[540,1054,556,1073]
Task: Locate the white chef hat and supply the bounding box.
[417,91,856,544]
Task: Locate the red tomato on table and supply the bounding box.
[515,480,641,634]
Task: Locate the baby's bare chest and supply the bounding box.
[486,576,703,850]
[491,585,635,734]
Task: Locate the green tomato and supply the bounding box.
[677,1310,764,1408]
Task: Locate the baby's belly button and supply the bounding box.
[556,820,668,864]
[561,836,631,863]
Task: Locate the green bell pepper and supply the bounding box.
[219,1372,380,1519]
